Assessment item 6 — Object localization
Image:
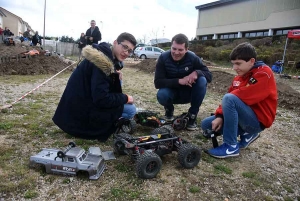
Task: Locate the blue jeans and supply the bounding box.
[201,93,264,145]
[157,76,207,115]
[122,104,136,119]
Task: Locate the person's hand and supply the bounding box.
[179,76,192,87]
[116,70,123,81]
[188,71,198,83]
[211,117,223,132]
[89,37,93,41]
[126,95,134,104]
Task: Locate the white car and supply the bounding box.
[134,46,165,59]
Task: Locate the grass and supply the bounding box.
[0,65,299,200]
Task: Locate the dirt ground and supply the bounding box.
[0,43,70,75]
[132,59,300,116]
[0,53,299,200]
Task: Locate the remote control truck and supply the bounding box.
[114,125,201,179]
[29,142,106,180]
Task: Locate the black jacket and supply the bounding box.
[85,26,101,45]
[78,36,86,49]
[52,43,128,141]
[154,50,212,89]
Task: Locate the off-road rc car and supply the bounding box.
[120,110,193,134]
[113,125,201,179]
[29,142,106,180]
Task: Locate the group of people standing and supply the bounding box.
[22,29,41,46]
[53,26,278,159]
[78,20,102,58]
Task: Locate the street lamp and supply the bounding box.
[43,0,46,49]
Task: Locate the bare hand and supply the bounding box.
[116,70,122,81]
[90,37,93,41]
[211,117,223,132]
[127,95,134,104]
[179,76,192,87]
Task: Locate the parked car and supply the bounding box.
[134,46,165,59]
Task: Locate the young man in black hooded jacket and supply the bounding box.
[53,32,137,142]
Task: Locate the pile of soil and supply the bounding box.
[0,43,70,75]
[130,59,300,115]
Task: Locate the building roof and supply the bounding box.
[0,7,24,23]
[195,0,249,10]
[149,38,171,45]
[0,9,6,17]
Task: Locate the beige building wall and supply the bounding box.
[0,15,3,29]
[196,0,300,36]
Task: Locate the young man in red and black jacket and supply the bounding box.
[201,42,277,158]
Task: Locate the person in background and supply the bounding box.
[201,42,278,158]
[154,33,212,131]
[78,32,87,59]
[32,31,41,46]
[53,32,137,142]
[85,20,101,45]
[23,28,32,41]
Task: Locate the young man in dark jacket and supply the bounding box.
[53,32,137,142]
[201,42,277,158]
[85,20,102,45]
[154,33,212,131]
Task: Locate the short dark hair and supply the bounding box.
[171,33,189,48]
[230,42,257,62]
[117,32,137,47]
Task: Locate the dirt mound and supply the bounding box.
[0,42,42,56]
[131,59,300,115]
[132,58,157,73]
[0,43,70,75]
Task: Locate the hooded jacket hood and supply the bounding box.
[252,61,266,69]
[82,43,114,76]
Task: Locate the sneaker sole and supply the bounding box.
[186,127,199,131]
[240,134,260,149]
[209,153,240,159]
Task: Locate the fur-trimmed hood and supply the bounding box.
[82,44,114,76]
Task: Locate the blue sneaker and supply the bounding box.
[207,143,239,158]
[239,133,260,149]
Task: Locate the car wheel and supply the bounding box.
[140,55,147,59]
[121,119,137,134]
[136,151,162,179]
[177,143,201,169]
[68,142,76,147]
[114,133,133,155]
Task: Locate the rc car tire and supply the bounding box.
[151,125,174,135]
[136,151,162,179]
[121,119,137,134]
[57,151,65,158]
[68,142,76,147]
[114,133,133,155]
[178,143,201,169]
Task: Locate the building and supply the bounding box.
[149,38,171,46]
[0,9,6,29]
[195,0,300,40]
[0,7,34,37]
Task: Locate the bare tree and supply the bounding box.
[151,28,160,46]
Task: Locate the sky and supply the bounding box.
[0,0,216,43]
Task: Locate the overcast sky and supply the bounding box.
[0,0,215,43]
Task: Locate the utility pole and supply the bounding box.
[43,0,46,49]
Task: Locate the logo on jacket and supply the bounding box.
[185,67,189,71]
[249,77,257,84]
[233,81,240,86]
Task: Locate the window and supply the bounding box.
[154,48,162,52]
[263,31,269,36]
[249,33,256,37]
[145,47,152,51]
[229,34,235,38]
[67,157,74,162]
[202,36,207,40]
[256,32,263,37]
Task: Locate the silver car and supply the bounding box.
[134,46,165,59]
